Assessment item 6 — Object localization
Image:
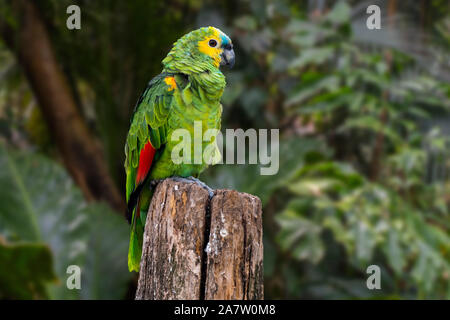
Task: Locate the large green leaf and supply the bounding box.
[79,203,131,300]
[0,145,131,299]
[276,201,325,264]
[0,240,56,299]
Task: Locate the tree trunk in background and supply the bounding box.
[136,179,264,300]
[1,1,124,213]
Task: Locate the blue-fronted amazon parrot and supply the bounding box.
[124,27,234,272]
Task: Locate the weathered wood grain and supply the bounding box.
[136,178,263,300]
[204,190,263,300]
[135,179,209,299]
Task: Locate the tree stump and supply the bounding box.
[135,178,263,300]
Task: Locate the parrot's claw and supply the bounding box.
[187,176,215,198]
[173,176,215,199]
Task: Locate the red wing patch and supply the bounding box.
[136,140,156,185]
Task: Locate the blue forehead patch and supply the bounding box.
[220,33,230,45]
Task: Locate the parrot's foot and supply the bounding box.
[173,176,215,199]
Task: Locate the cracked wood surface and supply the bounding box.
[204,190,263,299]
[135,178,263,300]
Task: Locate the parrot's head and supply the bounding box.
[163,26,235,73]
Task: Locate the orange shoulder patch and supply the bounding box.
[164,76,177,91]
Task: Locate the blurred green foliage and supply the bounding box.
[0,241,56,299]
[1,0,450,299]
[205,1,450,298]
[0,145,131,299]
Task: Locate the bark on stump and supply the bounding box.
[135,178,263,300]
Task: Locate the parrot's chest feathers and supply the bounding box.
[170,70,224,126]
[171,82,222,130]
[191,70,226,101]
[158,74,223,178]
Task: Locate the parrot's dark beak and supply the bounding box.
[221,44,235,68]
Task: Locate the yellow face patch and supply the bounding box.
[198,27,223,67]
[164,76,177,91]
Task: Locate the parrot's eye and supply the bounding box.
[208,39,218,48]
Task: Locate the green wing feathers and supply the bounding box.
[125,73,176,272]
[125,74,174,197]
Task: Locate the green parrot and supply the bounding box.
[124,26,235,272]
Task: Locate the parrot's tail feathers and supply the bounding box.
[128,232,141,272]
[128,207,143,272]
[126,182,144,224]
